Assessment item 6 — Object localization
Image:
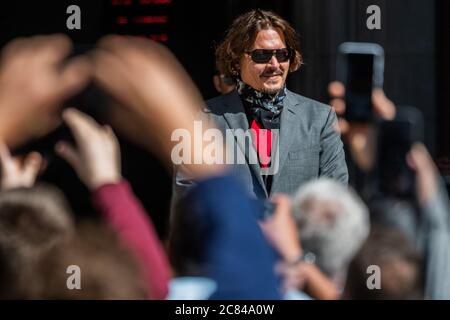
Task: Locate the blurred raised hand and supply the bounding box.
[328,81,395,171]
[0,34,90,147]
[56,108,121,190]
[91,36,223,179]
[260,194,302,263]
[407,143,439,207]
[0,143,42,190]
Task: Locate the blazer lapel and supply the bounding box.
[221,91,268,197]
[271,90,301,191]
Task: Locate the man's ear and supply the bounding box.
[232,60,241,76]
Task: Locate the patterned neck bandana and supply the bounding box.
[237,79,287,129]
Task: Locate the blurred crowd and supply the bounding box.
[0,30,449,300]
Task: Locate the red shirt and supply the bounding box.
[251,119,273,168]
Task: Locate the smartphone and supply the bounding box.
[337,42,385,122]
[376,106,424,198]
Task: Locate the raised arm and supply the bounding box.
[56,108,171,299]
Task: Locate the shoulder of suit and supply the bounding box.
[286,89,333,115]
[203,92,234,115]
[202,90,334,116]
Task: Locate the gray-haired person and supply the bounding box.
[292,178,370,288]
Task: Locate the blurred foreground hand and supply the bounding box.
[0,34,90,147]
[0,143,42,189]
[56,108,121,190]
[328,81,395,171]
[92,35,224,178]
[407,143,439,207]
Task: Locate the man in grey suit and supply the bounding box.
[173,9,347,204]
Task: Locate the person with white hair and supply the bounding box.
[260,179,369,299]
[291,178,370,288]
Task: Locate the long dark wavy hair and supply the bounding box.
[215,9,303,79]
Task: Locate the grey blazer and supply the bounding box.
[172,89,348,204]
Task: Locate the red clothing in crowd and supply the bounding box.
[92,180,171,299]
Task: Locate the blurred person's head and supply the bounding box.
[216,9,302,94]
[17,222,147,299]
[292,179,370,282]
[0,184,75,298]
[342,225,424,300]
[0,185,74,251]
[0,185,145,299]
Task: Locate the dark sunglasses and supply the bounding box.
[246,48,292,64]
